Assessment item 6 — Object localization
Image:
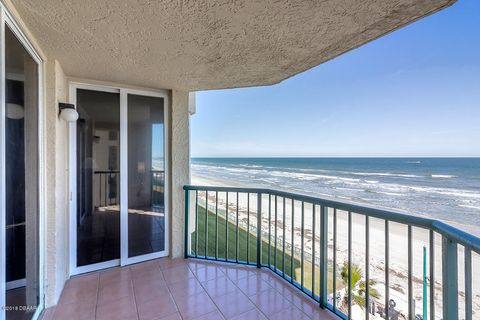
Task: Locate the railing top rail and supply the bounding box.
[184,184,480,253]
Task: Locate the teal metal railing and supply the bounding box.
[151,170,165,207]
[184,185,480,320]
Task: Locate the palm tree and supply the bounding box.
[340,261,379,309]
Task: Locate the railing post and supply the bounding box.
[184,188,189,259]
[442,236,458,320]
[257,193,262,268]
[465,248,472,320]
[319,205,328,308]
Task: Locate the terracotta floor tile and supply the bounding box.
[191,265,225,282]
[99,267,132,287]
[131,259,160,273]
[158,312,183,320]
[132,270,167,289]
[268,306,310,320]
[53,298,95,320]
[212,290,256,319]
[233,274,272,296]
[174,291,217,320]
[267,278,299,302]
[58,280,98,305]
[255,271,278,283]
[134,281,171,305]
[131,265,164,281]
[230,309,267,320]
[168,277,205,299]
[193,310,225,320]
[185,259,211,270]
[250,288,292,317]
[162,265,195,284]
[158,258,188,271]
[136,294,178,320]
[290,291,321,318]
[96,295,138,320]
[65,273,99,289]
[97,279,134,305]
[223,267,256,282]
[201,276,237,298]
[51,258,330,320]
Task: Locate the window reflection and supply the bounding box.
[127,95,165,257]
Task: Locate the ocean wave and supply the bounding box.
[408,186,480,199]
[405,161,421,164]
[333,187,360,192]
[458,204,480,210]
[375,191,404,197]
[192,163,480,201]
[268,170,362,183]
[239,164,263,168]
[349,172,422,178]
[431,174,457,179]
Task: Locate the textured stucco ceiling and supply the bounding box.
[11,0,455,91]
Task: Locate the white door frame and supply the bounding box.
[68,83,121,276]
[68,82,170,276]
[0,3,45,320]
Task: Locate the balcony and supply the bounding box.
[42,184,479,320]
[183,185,480,320]
[43,258,336,320]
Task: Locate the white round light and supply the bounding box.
[60,108,79,122]
[6,103,24,120]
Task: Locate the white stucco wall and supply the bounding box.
[1,0,70,309]
[44,60,69,307]
[170,90,191,258]
[2,0,192,309]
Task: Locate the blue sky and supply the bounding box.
[152,124,164,159]
[191,0,480,158]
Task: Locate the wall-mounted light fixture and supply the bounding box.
[6,103,24,119]
[59,103,79,122]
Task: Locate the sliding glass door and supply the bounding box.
[70,85,168,274]
[126,94,166,262]
[1,21,42,320]
[75,89,121,270]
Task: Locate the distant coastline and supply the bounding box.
[191,157,480,237]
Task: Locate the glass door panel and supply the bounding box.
[76,89,121,267]
[127,94,166,258]
[4,25,40,319]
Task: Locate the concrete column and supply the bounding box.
[170,90,190,258]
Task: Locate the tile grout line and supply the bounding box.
[210,262,313,320]
[127,267,141,320]
[94,273,100,320]
[195,263,271,320]
[238,271,290,320]
[255,267,315,319]
[158,260,187,320]
[187,262,228,320]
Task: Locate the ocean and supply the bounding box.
[191,157,480,233]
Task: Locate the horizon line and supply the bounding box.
[191,155,480,159]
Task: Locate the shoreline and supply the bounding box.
[192,174,480,238]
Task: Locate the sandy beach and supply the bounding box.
[192,174,480,319]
